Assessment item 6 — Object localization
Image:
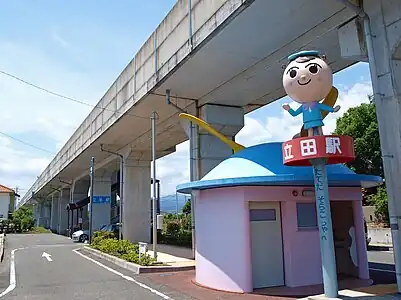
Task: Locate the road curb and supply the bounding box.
[82,246,195,274]
[0,233,4,262]
[368,244,393,251]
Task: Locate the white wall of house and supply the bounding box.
[363,205,377,223]
[0,193,10,220]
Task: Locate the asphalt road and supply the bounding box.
[368,250,396,285]
[0,234,398,299]
[0,234,188,300]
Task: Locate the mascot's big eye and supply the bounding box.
[308,64,319,74]
[289,69,297,78]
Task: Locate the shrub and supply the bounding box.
[91,231,117,247]
[180,214,191,231]
[90,236,155,266]
[159,214,192,247]
[120,251,139,263]
[12,206,35,232]
[94,238,120,255]
[368,187,389,226]
[166,221,180,235]
[93,231,116,240]
[28,226,51,234]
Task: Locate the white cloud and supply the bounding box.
[51,29,70,48]
[236,116,273,147]
[0,136,51,191]
[0,41,104,193]
[157,141,190,196]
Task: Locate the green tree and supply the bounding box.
[182,199,191,215]
[368,187,389,226]
[334,97,383,177]
[12,206,35,232]
[335,98,390,225]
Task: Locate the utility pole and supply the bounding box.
[89,157,95,244]
[100,144,124,240]
[151,111,157,260]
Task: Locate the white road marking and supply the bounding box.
[42,252,53,262]
[73,248,173,299]
[0,248,24,298]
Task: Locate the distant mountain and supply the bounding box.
[160,193,190,214]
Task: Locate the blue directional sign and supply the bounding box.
[92,196,111,204]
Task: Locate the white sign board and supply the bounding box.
[157,214,164,230]
[138,242,147,254]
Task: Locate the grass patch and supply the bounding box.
[27,226,52,234]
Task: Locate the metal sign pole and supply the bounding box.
[312,158,338,298]
[151,111,157,260]
[89,157,95,244]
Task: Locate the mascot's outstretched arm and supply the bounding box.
[299,86,338,137]
[179,113,246,153]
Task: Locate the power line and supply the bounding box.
[0,131,55,154]
[0,69,150,120]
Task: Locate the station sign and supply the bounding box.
[92,196,111,204]
[282,135,355,166]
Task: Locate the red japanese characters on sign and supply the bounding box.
[282,135,355,166]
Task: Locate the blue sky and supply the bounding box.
[0,1,373,196]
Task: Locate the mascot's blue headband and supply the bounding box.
[287,50,320,62]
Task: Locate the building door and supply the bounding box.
[331,201,358,278]
[250,201,284,289]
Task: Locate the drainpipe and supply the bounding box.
[165,89,197,259]
[336,0,401,292]
[188,0,193,50]
[192,102,200,260]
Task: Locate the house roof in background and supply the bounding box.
[0,184,14,194]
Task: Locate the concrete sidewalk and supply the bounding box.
[146,243,194,267]
[147,250,195,267]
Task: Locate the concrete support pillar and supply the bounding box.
[35,201,50,228]
[50,193,59,232]
[363,0,401,289]
[186,104,244,258]
[122,153,151,243]
[196,104,244,178]
[58,188,70,235]
[91,171,112,232]
[43,201,51,228]
[34,202,41,226]
[72,179,90,230]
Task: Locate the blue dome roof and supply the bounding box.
[176,142,382,194]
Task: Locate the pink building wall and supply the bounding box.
[280,200,323,287]
[195,188,252,293]
[195,186,367,292]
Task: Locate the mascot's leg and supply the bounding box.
[309,127,323,137]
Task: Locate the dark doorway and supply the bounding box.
[331,201,359,279]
